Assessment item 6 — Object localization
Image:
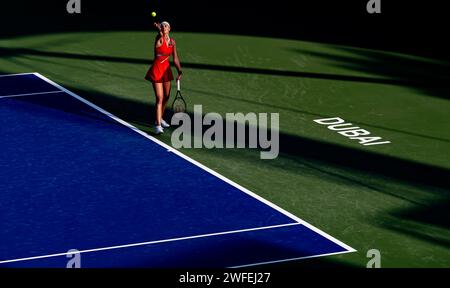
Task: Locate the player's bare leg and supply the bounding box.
[158,80,171,128]
[152,82,164,133]
[162,81,171,115]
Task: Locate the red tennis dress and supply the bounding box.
[145,36,174,83]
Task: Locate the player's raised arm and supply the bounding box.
[153,22,163,37]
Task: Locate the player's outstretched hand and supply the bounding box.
[153,22,161,30]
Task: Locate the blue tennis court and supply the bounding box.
[0,73,354,268]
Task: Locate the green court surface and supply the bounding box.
[1,31,449,267]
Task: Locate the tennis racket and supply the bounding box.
[172,79,186,113]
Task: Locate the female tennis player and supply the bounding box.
[145,21,183,134]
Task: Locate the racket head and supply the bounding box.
[172,91,186,113]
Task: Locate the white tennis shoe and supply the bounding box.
[154,125,164,135]
[155,119,170,128]
[161,119,171,128]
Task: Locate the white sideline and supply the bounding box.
[0,72,36,78]
[0,223,302,264]
[230,250,356,268]
[0,90,62,99]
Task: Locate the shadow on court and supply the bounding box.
[63,86,450,190]
[288,47,450,101]
[10,83,449,213]
[130,237,359,268]
[184,87,450,144]
[6,79,446,193]
[383,198,450,249]
[3,46,450,89]
[2,45,449,145]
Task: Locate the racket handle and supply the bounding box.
[177,80,181,91]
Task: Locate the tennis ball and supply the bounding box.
[151,11,157,17]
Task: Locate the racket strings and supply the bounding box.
[173,98,186,113]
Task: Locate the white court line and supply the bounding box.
[1,72,356,265]
[0,72,35,78]
[33,72,355,253]
[0,223,301,264]
[230,250,356,268]
[0,90,62,99]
